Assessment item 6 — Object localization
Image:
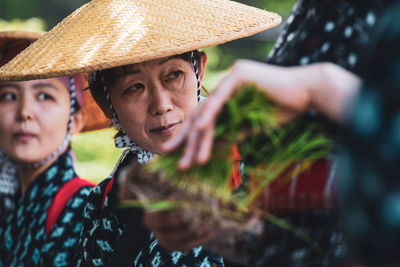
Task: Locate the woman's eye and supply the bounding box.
[124,83,144,94]
[165,70,183,81]
[37,92,53,101]
[0,92,16,101]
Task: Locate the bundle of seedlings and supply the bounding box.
[118,85,332,264]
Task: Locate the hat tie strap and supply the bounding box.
[104,53,203,174]
[191,51,201,103]
[23,76,76,169]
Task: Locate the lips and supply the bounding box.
[14,130,37,142]
[150,122,179,135]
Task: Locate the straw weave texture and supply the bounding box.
[0,31,110,131]
[0,0,281,81]
[0,31,45,51]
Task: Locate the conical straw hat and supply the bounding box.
[0,31,111,132]
[0,31,45,66]
[0,31,45,48]
[0,0,281,81]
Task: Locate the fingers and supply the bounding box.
[154,224,215,252]
[196,126,215,165]
[178,127,199,169]
[143,211,215,251]
[163,114,192,153]
[164,67,245,170]
[143,211,184,231]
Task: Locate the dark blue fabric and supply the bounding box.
[0,150,93,266]
[338,1,400,264]
[250,0,387,266]
[75,152,224,267]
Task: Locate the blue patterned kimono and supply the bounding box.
[0,151,93,266]
[75,152,224,267]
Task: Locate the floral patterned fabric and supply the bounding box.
[0,151,93,267]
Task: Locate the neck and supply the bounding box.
[16,152,64,194]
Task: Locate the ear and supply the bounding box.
[71,109,87,135]
[198,54,208,84]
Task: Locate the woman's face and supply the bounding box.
[0,78,71,164]
[109,55,206,153]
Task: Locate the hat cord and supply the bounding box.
[107,54,202,177]
[22,76,76,169]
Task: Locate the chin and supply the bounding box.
[12,150,48,165]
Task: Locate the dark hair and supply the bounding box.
[88,50,206,117]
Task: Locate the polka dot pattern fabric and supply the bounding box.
[267,0,383,72]
[249,0,388,266]
[339,1,400,264]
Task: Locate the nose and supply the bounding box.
[149,85,173,116]
[17,94,35,121]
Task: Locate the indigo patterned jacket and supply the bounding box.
[0,151,93,266]
[75,152,224,267]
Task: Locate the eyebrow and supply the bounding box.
[32,82,60,91]
[158,56,177,65]
[116,56,179,80]
[0,83,20,90]
[0,82,60,91]
[119,69,141,77]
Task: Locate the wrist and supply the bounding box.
[307,62,361,123]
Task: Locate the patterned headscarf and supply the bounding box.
[105,52,203,176]
[24,76,78,168]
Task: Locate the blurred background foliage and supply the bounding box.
[0,0,295,183]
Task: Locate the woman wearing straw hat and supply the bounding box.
[0,30,110,266]
[0,0,281,265]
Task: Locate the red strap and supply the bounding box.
[46,177,95,235]
[102,177,114,211]
[230,144,243,189]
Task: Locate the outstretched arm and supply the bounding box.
[164,60,361,169]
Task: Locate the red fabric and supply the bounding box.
[102,178,114,211]
[46,177,95,235]
[230,144,243,189]
[253,158,336,214]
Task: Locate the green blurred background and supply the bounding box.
[0,0,296,183]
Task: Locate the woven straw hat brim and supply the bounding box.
[0,31,110,132]
[0,31,45,53]
[0,0,281,81]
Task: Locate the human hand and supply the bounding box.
[143,210,215,251]
[163,60,317,170]
[164,60,360,170]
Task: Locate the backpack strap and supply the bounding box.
[46,177,95,235]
